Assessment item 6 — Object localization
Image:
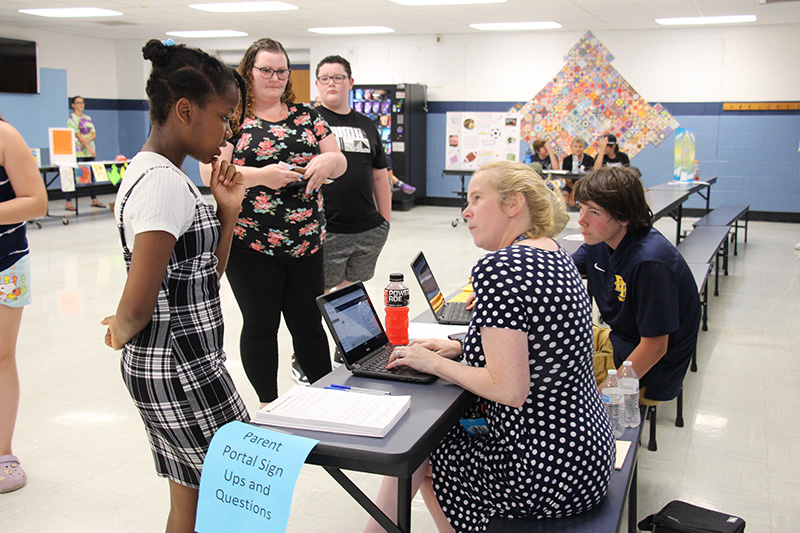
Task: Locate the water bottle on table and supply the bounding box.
[384,273,409,345]
[618,361,641,428]
[600,369,625,438]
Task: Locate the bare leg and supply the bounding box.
[364,459,452,533]
[420,474,454,533]
[0,306,23,456]
[166,480,199,533]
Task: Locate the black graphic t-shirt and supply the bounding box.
[317,106,387,234]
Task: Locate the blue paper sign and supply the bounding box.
[195,421,319,532]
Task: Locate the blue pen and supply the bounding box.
[325,384,391,396]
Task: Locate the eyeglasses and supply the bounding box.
[253,66,291,80]
[317,75,349,84]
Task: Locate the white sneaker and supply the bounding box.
[795,242,800,250]
[290,355,310,386]
[333,348,344,368]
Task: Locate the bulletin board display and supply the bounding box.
[445,112,521,171]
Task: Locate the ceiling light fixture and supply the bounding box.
[166,30,249,38]
[470,21,562,31]
[188,1,298,13]
[389,0,505,5]
[19,7,123,18]
[655,15,757,26]
[308,26,395,35]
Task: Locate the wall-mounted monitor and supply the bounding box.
[0,38,39,94]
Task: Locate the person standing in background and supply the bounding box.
[0,116,48,494]
[202,38,345,401]
[315,55,391,293]
[65,96,106,211]
[312,55,392,375]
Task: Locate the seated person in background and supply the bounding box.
[561,136,595,173]
[571,167,701,405]
[364,161,614,533]
[593,133,630,169]
[529,138,559,170]
[561,136,595,205]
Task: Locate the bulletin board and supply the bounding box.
[445,112,521,170]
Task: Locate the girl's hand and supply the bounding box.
[302,153,337,194]
[209,157,246,210]
[386,343,441,374]
[261,164,303,190]
[100,315,125,350]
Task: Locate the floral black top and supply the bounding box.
[231,103,331,258]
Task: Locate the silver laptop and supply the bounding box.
[316,282,435,384]
[411,251,472,325]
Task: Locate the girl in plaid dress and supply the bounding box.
[101,39,250,532]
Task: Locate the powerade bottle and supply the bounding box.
[384,273,409,345]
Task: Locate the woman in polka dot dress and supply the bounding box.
[365,161,615,533]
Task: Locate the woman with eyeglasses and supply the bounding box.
[202,38,345,407]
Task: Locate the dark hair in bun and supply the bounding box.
[141,39,245,128]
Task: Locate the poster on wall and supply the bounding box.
[673,128,696,182]
[445,112,521,170]
[49,128,77,193]
[512,31,680,163]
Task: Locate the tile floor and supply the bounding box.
[1,195,799,532]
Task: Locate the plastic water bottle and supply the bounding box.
[618,361,641,428]
[694,160,700,180]
[384,273,409,345]
[600,369,625,438]
[524,149,532,165]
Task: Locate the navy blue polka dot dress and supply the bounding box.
[430,244,615,532]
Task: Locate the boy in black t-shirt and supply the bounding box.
[593,133,630,169]
[315,55,392,293]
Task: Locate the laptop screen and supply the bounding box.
[411,252,445,314]
[317,283,390,365]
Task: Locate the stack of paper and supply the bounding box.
[254,386,410,438]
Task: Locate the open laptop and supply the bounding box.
[411,251,472,325]
[316,282,435,384]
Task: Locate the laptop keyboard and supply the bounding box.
[360,348,417,376]
[442,303,471,323]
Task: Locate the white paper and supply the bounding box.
[58,165,76,192]
[254,386,410,438]
[408,321,468,340]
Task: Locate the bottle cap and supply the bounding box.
[608,369,617,375]
[623,361,632,366]
[389,273,404,282]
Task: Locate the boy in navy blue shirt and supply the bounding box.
[571,167,701,402]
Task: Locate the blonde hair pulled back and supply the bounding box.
[477,160,568,238]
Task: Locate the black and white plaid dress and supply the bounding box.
[117,163,250,488]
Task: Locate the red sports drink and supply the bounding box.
[384,273,409,345]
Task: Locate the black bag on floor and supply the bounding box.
[638,500,745,533]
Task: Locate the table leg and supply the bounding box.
[628,464,638,533]
[675,205,683,244]
[398,475,413,532]
[323,466,404,533]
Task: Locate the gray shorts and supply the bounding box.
[324,220,390,290]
